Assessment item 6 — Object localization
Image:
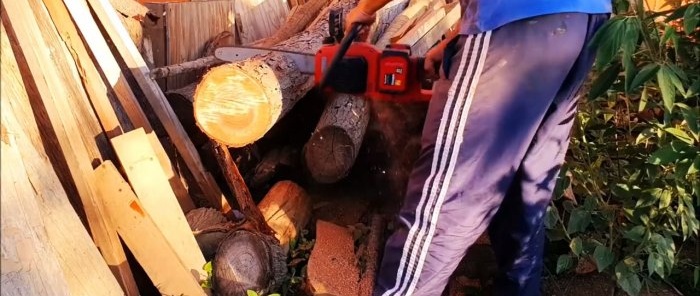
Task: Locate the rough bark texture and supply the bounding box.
[257,180,312,253]
[304,93,370,184]
[358,215,385,296]
[212,141,275,234]
[150,55,222,79]
[193,0,358,148]
[213,230,287,295]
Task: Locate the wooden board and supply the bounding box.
[95,161,207,296]
[1,26,124,295]
[111,128,207,281]
[395,2,446,46]
[1,2,133,295]
[368,0,409,44]
[410,2,460,56]
[164,0,236,89]
[236,0,290,45]
[85,0,230,214]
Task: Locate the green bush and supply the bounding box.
[547,1,700,295]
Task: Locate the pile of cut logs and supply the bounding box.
[1,0,460,295]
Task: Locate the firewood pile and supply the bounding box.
[1,0,460,295]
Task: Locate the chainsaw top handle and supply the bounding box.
[318,22,364,90]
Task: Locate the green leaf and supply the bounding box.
[690,155,700,175]
[544,205,560,229]
[647,144,681,165]
[657,65,678,113]
[616,261,642,296]
[659,189,672,209]
[648,252,665,277]
[203,261,213,273]
[567,209,592,234]
[664,127,694,145]
[629,64,658,91]
[694,266,699,287]
[683,5,700,36]
[635,127,656,144]
[624,225,646,242]
[556,254,574,274]
[589,17,627,69]
[246,290,259,296]
[639,85,649,112]
[570,237,583,256]
[678,104,699,140]
[269,294,281,296]
[594,245,615,272]
[686,79,700,98]
[589,63,622,100]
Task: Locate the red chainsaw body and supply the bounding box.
[314,42,433,103]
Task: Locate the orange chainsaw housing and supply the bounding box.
[313,42,433,103]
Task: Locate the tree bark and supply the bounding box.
[250,0,328,47]
[303,93,370,183]
[257,180,312,253]
[212,140,275,235]
[150,55,223,79]
[193,0,359,148]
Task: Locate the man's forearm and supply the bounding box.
[357,0,394,15]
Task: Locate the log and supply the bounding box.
[186,208,232,260]
[250,0,328,47]
[193,0,359,148]
[150,55,222,79]
[358,215,385,296]
[212,141,276,235]
[1,2,133,295]
[410,2,460,56]
[213,230,287,295]
[250,145,300,188]
[257,180,312,253]
[303,93,371,183]
[0,24,125,295]
[395,2,448,47]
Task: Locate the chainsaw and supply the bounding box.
[214,8,435,103]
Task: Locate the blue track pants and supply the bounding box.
[374,12,609,296]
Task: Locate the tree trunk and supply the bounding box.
[213,230,287,295]
[257,180,312,253]
[303,93,370,183]
[250,0,328,47]
[193,0,359,148]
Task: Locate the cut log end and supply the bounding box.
[304,126,358,184]
[194,64,281,147]
[213,230,287,295]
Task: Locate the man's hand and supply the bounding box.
[424,45,444,77]
[344,7,375,41]
[343,0,394,40]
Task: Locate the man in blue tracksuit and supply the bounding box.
[345,0,612,295]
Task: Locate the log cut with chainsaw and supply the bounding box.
[193,0,360,148]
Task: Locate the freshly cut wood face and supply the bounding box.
[194,63,283,147]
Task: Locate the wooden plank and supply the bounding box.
[411,2,460,56]
[51,0,196,213]
[85,0,231,214]
[236,0,290,45]
[147,132,196,213]
[164,0,236,89]
[1,116,74,296]
[111,128,206,281]
[368,0,409,44]
[376,0,430,48]
[60,0,152,131]
[394,2,446,46]
[0,2,129,295]
[95,161,207,296]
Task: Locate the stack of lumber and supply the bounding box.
[1,0,462,294]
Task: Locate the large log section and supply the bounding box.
[193,0,359,148]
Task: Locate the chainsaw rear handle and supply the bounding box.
[319,22,364,90]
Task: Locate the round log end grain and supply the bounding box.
[213,230,287,295]
[194,63,282,148]
[304,126,357,183]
